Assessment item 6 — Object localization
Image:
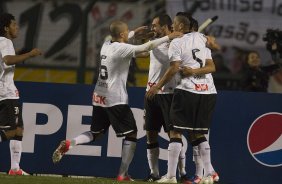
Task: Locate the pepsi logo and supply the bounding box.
[247,112,282,167]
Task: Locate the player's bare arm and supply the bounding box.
[206,36,221,51]
[146,61,181,99]
[180,59,216,77]
[134,31,182,55]
[3,48,42,65]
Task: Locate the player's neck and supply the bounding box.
[111,38,124,43]
[4,33,13,40]
[181,29,190,34]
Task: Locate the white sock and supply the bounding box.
[198,141,214,176]
[147,146,159,177]
[193,146,204,177]
[71,131,94,147]
[167,142,182,178]
[10,140,22,171]
[178,146,186,176]
[118,139,136,177]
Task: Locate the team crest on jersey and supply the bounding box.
[247,112,282,167]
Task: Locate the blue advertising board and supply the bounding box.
[0,82,281,183]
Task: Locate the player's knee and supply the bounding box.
[4,130,17,140]
[12,135,23,141]
[125,131,137,139]
[146,131,158,144]
[124,136,137,143]
[90,131,103,141]
[169,130,182,139]
[146,142,159,149]
[15,127,24,136]
[190,133,207,146]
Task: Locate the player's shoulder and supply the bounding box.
[102,41,132,49]
[0,37,12,47]
[170,37,182,46]
[108,41,133,48]
[0,37,13,51]
[188,32,207,41]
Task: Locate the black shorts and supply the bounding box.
[0,99,23,131]
[170,89,216,134]
[144,94,173,132]
[91,104,137,137]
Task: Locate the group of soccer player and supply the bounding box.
[0,10,219,184]
[144,13,219,184]
[52,12,220,184]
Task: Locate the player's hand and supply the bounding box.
[134,26,149,34]
[168,31,183,40]
[134,26,156,40]
[206,36,221,51]
[135,31,156,40]
[180,66,194,77]
[29,48,42,57]
[134,26,150,39]
[146,85,159,99]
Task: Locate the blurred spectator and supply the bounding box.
[242,51,280,92]
[213,53,230,73]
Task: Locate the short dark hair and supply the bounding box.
[0,13,15,36]
[176,12,198,31]
[155,14,172,31]
[175,15,190,30]
[109,20,127,38]
[189,17,198,31]
[176,12,191,18]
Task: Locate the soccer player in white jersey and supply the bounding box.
[146,15,218,183]
[174,12,220,184]
[181,14,219,184]
[143,14,187,183]
[52,20,182,181]
[0,13,42,175]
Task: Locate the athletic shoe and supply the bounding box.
[179,174,189,183]
[8,169,29,175]
[156,175,177,183]
[200,175,213,184]
[184,175,202,184]
[144,174,161,182]
[212,172,219,182]
[52,140,71,163]
[116,175,134,181]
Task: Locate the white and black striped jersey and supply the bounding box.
[0,37,19,101]
[93,41,136,107]
[146,41,178,94]
[168,32,217,94]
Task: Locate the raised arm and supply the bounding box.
[3,48,42,65]
[133,32,182,55]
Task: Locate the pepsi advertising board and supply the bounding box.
[247,112,282,167]
[0,82,281,183]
